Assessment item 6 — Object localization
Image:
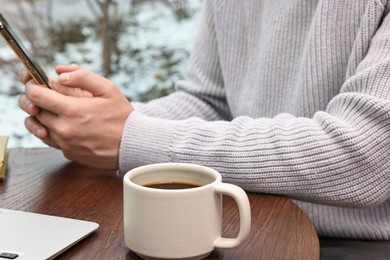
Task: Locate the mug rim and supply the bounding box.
[123,163,221,192]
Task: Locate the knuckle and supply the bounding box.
[108,81,117,90]
[63,103,77,117]
[26,86,41,101]
[76,68,88,78]
[62,101,83,118]
[61,129,74,140]
[54,124,74,140]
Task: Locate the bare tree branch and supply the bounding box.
[85,0,102,20]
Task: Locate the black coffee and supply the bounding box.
[144,182,200,190]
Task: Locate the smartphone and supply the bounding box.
[0,13,50,88]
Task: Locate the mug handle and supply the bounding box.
[213,182,251,248]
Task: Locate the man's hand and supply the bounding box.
[18,64,134,170]
[19,64,91,140]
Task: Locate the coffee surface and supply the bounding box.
[144,182,199,190]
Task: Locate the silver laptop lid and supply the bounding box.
[0,208,99,259]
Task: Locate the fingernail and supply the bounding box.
[27,103,34,113]
[35,128,43,138]
[59,73,70,82]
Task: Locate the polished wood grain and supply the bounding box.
[0,148,319,259]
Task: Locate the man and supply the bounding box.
[19,1,390,258]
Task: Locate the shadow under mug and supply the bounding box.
[123,163,251,260]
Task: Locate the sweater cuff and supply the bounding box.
[118,111,176,174]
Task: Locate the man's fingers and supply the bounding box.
[24,116,48,139]
[25,79,74,115]
[18,94,40,116]
[55,64,80,74]
[58,67,114,97]
[25,113,63,150]
[19,71,32,84]
[49,77,93,98]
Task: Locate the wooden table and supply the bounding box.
[0,148,319,259]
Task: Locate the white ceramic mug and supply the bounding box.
[123,163,251,260]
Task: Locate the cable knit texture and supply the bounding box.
[119,0,390,239]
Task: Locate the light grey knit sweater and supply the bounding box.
[119,0,390,239]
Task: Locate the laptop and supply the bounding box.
[0,208,99,259]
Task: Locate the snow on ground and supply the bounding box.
[0,0,202,148]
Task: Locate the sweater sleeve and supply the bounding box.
[119,2,390,209]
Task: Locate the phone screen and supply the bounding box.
[0,13,50,88]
